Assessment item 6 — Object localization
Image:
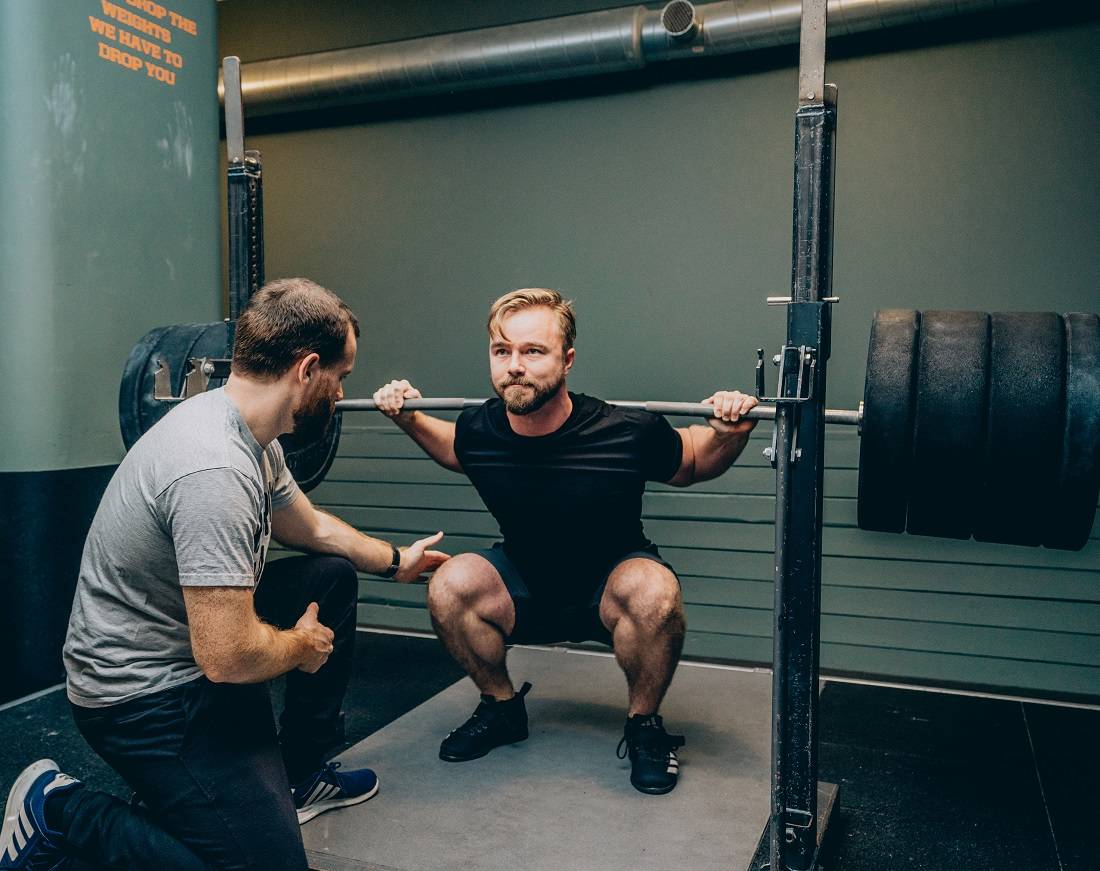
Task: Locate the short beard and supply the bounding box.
[494,375,565,416]
[288,389,336,447]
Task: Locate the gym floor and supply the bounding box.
[2,631,1094,871]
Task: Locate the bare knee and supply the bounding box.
[602,560,684,635]
[427,554,510,623]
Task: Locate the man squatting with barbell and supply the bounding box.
[1,279,448,871]
[373,288,758,796]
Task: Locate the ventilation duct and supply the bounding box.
[220,0,1035,117]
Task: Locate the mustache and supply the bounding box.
[500,379,535,388]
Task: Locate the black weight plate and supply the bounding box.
[973,312,1065,546]
[857,310,921,534]
[117,322,231,450]
[279,411,342,493]
[1044,313,1100,551]
[119,325,172,450]
[906,310,990,540]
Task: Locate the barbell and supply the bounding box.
[335,397,863,424]
[119,309,1100,551]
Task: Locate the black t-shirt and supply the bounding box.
[454,392,683,604]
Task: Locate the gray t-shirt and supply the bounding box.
[64,388,301,708]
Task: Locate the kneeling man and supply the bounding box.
[2,279,447,871]
[374,289,757,795]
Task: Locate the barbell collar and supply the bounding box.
[334,397,862,426]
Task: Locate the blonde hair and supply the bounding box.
[487,288,576,351]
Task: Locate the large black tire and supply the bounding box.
[1044,313,1100,551]
[973,312,1065,546]
[906,311,990,540]
[857,310,921,534]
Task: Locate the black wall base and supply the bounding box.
[0,465,117,704]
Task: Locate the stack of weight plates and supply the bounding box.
[857,310,1099,551]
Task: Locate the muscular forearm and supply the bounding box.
[687,425,751,483]
[309,509,395,575]
[201,620,308,684]
[394,412,462,472]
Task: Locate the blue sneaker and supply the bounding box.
[1,760,80,870]
[291,762,378,824]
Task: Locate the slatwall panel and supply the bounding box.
[283,423,1100,701]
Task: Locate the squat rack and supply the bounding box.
[223,2,840,867]
[334,4,843,865]
[759,0,839,867]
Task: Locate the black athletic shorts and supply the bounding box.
[469,543,679,646]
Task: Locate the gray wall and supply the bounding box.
[223,4,1100,699]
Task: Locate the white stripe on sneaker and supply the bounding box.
[16,805,33,849]
[19,809,33,842]
[42,774,76,796]
[302,780,327,806]
[304,780,343,807]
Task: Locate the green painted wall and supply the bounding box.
[224,5,1100,699]
[1,0,220,471]
[296,423,1100,699]
[0,0,220,701]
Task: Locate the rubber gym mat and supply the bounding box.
[302,645,773,871]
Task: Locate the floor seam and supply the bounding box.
[1022,702,1065,871]
[305,847,409,871]
[356,627,1100,711]
[0,682,65,713]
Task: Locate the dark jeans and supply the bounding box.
[58,555,358,871]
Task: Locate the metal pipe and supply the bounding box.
[220,0,1035,116]
[335,397,862,425]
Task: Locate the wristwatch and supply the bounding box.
[380,543,401,579]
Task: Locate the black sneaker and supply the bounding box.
[617,714,685,795]
[439,682,531,762]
